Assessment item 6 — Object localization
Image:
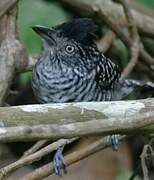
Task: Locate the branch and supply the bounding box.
[0,138,77,180]
[57,0,154,38]
[118,0,140,78]
[22,140,48,158]
[21,136,125,180]
[0,0,17,18]
[0,99,153,142]
[97,30,116,53]
[0,109,153,142]
[129,0,154,18]
[93,7,154,71]
[0,98,153,141]
[25,55,38,71]
[0,6,28,105]
[0,98,153,126]
[140,145,150,180]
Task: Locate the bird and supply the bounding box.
[31,18,121,104]
[31,18,154,176]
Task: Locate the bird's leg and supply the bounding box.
[53,145,67,176]
[109,134,119,151]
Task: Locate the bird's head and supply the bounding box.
[32,18,100,68]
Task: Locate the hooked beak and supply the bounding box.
[32,25,56,44]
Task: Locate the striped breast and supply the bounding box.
[31,60,104,103]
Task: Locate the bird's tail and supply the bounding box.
[112,79,154,100]
[122,79,154,89]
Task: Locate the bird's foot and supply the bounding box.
[53,145,67,176]
[109,134,119,151]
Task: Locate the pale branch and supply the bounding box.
[0,138,77,180]
[93,6,154,70]
[97,30,116,53]
[22,140,49,158]
[57,0,154,38]
[21,136,126,180]
[118,0,140,78]
[140,144,153,180]
[0,6,28,105]
[0,98,153,126]
[129,0,154,18]
[0,110,153,142]
[0,0,17,18]
[0,99,153,142]
[141,139,154,180]
[117,0,137,33]
[121,39,140,78]
[26,55,38,71]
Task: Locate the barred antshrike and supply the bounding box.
[31,18,122,103]
[32,18,154,175]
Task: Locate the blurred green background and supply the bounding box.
[18,0,69,54]
[136,0,154,8]
[17,0,69,85]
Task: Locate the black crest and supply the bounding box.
[54,18,98,44]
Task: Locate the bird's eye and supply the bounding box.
[65,45,75,54]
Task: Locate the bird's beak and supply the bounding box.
[32,25,55,43]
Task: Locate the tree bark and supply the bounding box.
[0,99,153,142]
[0,110,153,142]
[0,98,153,127]
[0,5,28,106]
[0,0,17,18]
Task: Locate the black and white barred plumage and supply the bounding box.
[31,18,154,104]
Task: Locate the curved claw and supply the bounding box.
[53,146,66,176]
[110,134,119,151]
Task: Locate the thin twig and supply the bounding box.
[121,39,140,78]
[21,136,126,180]
[22,140,49,158]
[118,0,140,78]
[140,145,150,180]
[92,5,154,71]
[97,30,116,53]
[93,6,131,47]
[118,0,135,33]
[0,138,77,180]
[140,140,154,180]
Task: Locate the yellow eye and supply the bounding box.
[65,45,75,53]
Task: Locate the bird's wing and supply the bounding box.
[96,54,121,91]
[112,79,154,100]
